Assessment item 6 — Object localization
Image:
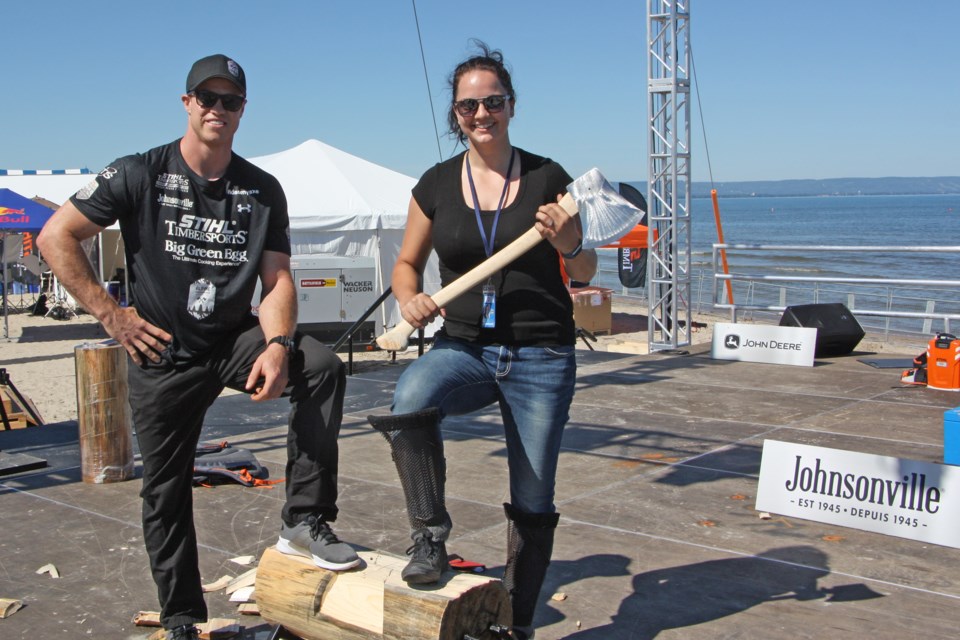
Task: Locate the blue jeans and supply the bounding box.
[392,334,576,514]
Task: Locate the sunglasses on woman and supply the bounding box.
[453,94,511,117]
[191,89,246,112]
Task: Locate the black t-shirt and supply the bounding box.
[71,139,290,364]
[412,148,575,346]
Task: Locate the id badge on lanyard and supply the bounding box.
[467,149,515,332]
[482,279,496,328]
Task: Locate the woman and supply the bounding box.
[368,42,597,640]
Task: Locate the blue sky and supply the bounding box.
[4,1,958,183]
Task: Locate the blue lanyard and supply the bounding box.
[466,149,515,258]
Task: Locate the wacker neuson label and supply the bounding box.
[756,440,960,548]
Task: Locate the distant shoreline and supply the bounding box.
[693,191,960,199]
[623,177,960,198]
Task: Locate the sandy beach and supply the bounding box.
[2,311,110,425]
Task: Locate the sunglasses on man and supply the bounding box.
[453,94,511,117]
[191,89,246,112]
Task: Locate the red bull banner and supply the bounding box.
[0,189,55,231]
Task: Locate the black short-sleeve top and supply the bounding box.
[411,148,575,346]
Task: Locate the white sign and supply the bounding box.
[711,323,816,366]
[756,440,960,549]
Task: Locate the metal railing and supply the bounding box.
[710,244,960,336]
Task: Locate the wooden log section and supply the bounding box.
[74,341,135,483]
[256,547,511,640]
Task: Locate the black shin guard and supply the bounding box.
[503,502,559,630]
[368,408,450,539]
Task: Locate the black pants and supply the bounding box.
[127,319,346,629]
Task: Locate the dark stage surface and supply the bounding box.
[2,343,959,639]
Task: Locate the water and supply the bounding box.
[595,193,960,335]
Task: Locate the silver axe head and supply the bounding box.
[375,168,643,351]
[567,168,646,249]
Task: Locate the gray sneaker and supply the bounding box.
[277,515,360,571]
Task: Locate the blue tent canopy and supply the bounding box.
[0,188,55,231]
[2,188,56,337]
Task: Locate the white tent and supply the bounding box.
[0,140,441,336]
[249,139,440,335]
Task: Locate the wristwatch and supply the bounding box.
[267,335,296,357]
[562,239,584,260]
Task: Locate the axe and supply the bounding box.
[377,169,645,351]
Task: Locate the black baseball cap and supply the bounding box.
[186,54,246,93]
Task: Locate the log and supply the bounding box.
[74,341,135,483]
[256,547,511,640]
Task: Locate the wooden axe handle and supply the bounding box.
[377,193,579,351]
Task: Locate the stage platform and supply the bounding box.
[1,341,959,639]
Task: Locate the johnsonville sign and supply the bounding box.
[756,440,960,548]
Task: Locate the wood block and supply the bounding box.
[132,611,162,627]
[74,343,134,483]
[256,547,511,640]
[0,385,43,425]
[0,598,24,619]
[224,567,257,594]
[22,396,43,425]
[1,414,31,430]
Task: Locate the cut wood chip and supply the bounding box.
[229,585,255,603]
[551,592,567,601]
[197,618,240,639]
[0,598,24,619]
[225,567,257,595]
[698,520,716,527]
[202,575,234,593]
[132,611,163,627]
[237,603,260,616]
[229,555,255,566]
[823,535,845,543]
[758,512,772,520]
[35,564,60,578]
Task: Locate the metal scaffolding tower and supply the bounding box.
[647,0,692,351]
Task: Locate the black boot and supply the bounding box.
[503,503,559,636]
[369,408,451,584]
[166,624,200,640]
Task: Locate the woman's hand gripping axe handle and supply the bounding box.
[376,168,644,351]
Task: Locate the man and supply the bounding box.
[38,54,359,640]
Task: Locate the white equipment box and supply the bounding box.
[253,255,378,344]
[290,255,376,325]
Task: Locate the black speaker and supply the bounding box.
[779,303,865,357]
